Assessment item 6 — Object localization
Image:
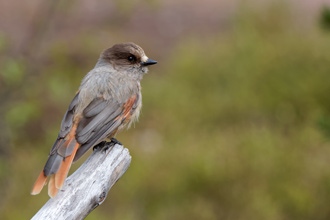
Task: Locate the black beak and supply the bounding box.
[141,58,158,66]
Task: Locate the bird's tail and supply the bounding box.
[31,140,79,198]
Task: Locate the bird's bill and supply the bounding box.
[141,58,158,66]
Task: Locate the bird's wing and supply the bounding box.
[32,92,140,197]
[73,92,140,161]
[48,92,80,158]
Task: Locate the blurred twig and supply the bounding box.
[19,0,59,60]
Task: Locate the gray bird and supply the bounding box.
[31,43,157,197]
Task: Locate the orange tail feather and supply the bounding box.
[31,140,79,197]
[31,171,48,195]
[48,175,58,198]
[55,143,79,190]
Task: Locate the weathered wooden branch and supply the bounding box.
[32,143,131,220]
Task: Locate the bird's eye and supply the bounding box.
[127,55,136,62]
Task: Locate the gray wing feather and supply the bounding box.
[50,93,79,155]
[73,95,138,162]
[73,119,122,162]
[76,102,122,139]
[58,93,79,138]
[83,98,108,118]
[44,93,80,175]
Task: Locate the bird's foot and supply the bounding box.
[110,138,123,146]
[93,138,122,152]
[93,141,108,151]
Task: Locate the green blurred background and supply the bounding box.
[1,0,330,219]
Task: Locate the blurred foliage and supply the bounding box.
[1,59,25,86]
[320,6,330,31]
[318,115,330,140]
[1,1,330,220]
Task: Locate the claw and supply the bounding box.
[110,138,122,146]
[93,141,107,151]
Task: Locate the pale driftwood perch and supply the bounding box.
[32,143,131,220]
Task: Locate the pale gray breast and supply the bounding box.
[76,66,140,116]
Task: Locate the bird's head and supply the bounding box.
[101,42,157,77]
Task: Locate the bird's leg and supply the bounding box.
[101,138,122,157]
[93,138,123,153]
[93,141,108,151]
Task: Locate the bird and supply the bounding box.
[31,42,157,198]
